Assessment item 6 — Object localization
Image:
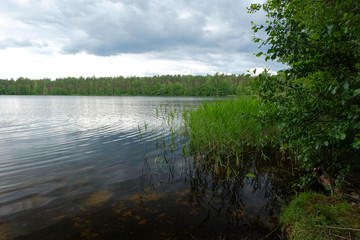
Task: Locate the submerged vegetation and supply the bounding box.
[136,101,296,239]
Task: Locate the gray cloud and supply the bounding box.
[0,37,48,49]
[0,38,32,49]
[52,0,263,56]
[62,1,207,54]
[0,0,284,74]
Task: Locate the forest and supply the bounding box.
[0,73,252,97]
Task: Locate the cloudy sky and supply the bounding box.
[0,0,284,79]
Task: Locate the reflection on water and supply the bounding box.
[0,96,293,239]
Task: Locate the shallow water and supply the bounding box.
[0,95,292,239]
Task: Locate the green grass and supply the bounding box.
[183,96,276,159]
[281,192,360,239]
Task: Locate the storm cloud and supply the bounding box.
[0,0,283,78]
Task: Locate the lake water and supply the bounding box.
[0,95,292,239]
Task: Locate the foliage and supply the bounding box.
[0,73,251,97]
[281,192,360,240]
[235,77,254,95]
[249,0,360,186]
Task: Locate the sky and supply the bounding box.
[0,0,284,80]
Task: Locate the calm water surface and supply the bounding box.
[0,96,291,239]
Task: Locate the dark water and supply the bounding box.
[0,96,293,239]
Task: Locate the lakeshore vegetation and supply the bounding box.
[249,1,360,239]
[183,0,359,238]
[249,0,360,189]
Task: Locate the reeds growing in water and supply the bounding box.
[183,96,276,159]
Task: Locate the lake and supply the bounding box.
[0,95,292,239]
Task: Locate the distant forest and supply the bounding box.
[0,73,253,96]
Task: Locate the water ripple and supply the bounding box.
[0,95,209,235]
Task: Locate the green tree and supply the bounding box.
[235,83,252,96]
[42,80,50,95]
[173,82,185,96]
[249,0,360,185]
[106,82,113,95]
[0,81,4,94]
[32,81,41,95]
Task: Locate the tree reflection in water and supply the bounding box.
[138,139,296,239]
[11,138,295,240]
[181,149,295,239]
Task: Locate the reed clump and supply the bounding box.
[183,96,276,159]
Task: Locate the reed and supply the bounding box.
[183,96,276,160]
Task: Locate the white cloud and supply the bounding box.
[0,49,216,79]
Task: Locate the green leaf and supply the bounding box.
[253,38,261,43]
[246,173,256,178]
[325,186,332,191]
[340,133,346,140]
[354,88,360,96]
[331,86,337,95]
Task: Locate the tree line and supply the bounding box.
[0,73,253,97]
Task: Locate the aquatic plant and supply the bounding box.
[183,96,277,160]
